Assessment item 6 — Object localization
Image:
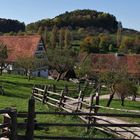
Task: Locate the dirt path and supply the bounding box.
[65,97,140,139]
[84,94,140,101]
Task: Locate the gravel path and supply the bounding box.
[65,95,140,139]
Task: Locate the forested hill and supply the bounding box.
[0,18,25,33]
[26,9,118,33]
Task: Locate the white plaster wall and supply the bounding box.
[32,69,48,78]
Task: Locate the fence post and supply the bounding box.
[64,85,68,95]
[75,91,82,111]
[9,109,18,140]
[86,94,95,132]
[76,82,88,111]
[25,97,35,140]
[77,82,81,93]
[52,84,56,92]
[31,85,35,97]
[78,89,86,110]
[42,85,47,104]
[43,85,50,104]
[95,91,99,113]
[59,90,65,108]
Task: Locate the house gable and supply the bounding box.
[35,40,46,59]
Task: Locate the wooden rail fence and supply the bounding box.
[19,98,140,140]
[0,108,17,140]
[1,83,140,140]
[31,84,140,139]
[0,97,140,140]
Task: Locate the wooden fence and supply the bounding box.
[1,97,140,140]
[31,84,140,139]
[19,98,140,140]
[32,84,99,114]
[0,108,17,140]
[1,83,140,140]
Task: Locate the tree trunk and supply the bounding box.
[0,69,3,75]
[132,94,136,101]
[28,74,31,81]
[25,69,28,76]
[28,70,31,81]
[79,54,89,67]
[106,92,115,107]
[121,97,125,106]
[56,73,62,81]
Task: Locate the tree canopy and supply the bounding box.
[0,18,25,33]
[0,43,8,75]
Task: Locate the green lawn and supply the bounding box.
[0,74,114,138]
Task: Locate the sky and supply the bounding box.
[0,0,140,31]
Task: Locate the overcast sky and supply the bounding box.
[0,0,140,31]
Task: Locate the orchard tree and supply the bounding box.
[97,57,137,107]
[16,56,38,81]
[47,48,76,81]
[75,56,92,79]
[115,80,137,106]
[0,43,8,75]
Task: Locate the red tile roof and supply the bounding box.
[0,35,42,62]
[90,54,140,76]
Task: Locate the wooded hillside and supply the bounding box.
[26,9,118,33]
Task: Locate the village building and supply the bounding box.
[0,35,48,78]
[89,53,140,81]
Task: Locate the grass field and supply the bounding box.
[0,74,115,138]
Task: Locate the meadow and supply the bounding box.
[0,74,115,138]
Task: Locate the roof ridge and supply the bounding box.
[0,35,41,38]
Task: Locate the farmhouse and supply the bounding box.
[90,53,140,78]
[0,35,48,78]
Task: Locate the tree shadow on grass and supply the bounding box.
[3,91,30,99]
[0,80,34,88]
[127,105,140,110]
[0,80,32,99]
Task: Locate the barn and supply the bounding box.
[0,35,48,78]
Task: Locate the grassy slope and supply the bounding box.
[0,74,114,138]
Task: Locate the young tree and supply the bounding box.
[37,26,43,35]
[97,57,137,107]
[75,56,92,79]
[116,22,122,48]
[59,28,65,49]
[47,48,76,81]
[64,28,71,48]
[50,25,58,48]
[80,36,100,64]
[115,80,137,106]
[0,43,8,75]
[119,37,134,53]
[16,56,38,81]
[99,34,112,52]
[43,26,50,46]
